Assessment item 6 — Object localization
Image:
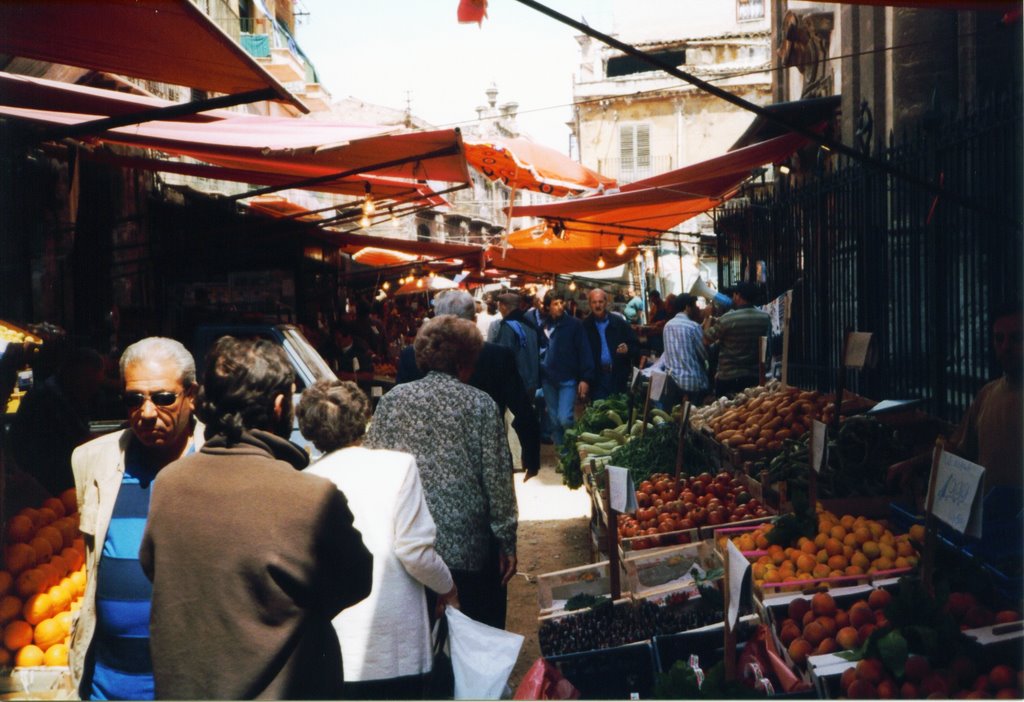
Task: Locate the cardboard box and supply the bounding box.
[624,541,722,601]
[0,667,73,700]
[536,560,629,616]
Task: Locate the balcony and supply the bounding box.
[239,16,311,85]
[595,155,674,184]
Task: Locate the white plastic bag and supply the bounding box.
[446,606,525,700]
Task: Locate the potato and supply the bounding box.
[775,428,793,440]
[727,434,746,447]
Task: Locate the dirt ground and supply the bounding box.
[505,444,594,692]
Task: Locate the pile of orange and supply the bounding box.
[776,589,893,667]
[1,488,85,668]
[732,509,922,591]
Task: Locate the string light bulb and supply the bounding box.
[415,278,424,289]
[635,250,643,263]
[778,164,791,175]
[362,182,376,216]
[568,280,576,291]
[360,213,370,228]
[382,281,390,290]
[596,253,606,269]
[616,236,627,256]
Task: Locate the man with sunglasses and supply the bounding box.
[69,337,204,700]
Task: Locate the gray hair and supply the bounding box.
[588,288,608,302]
[297,379,369,453]
[433,290,476,321]
[119,337,196,387]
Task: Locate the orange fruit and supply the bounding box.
[43,642,68,667]
[6,515,34,544]
[35,508,57,526]
[812,591,837,617]
[4,542,36,575]
[33,617,63,651]
[15,568,46,599]
[827,554,849,571]
[788,638,813,666]
[28,536,53,563]
[15,643,44,667]
[796,553,817,574]
[851,551,871,570]
[47,583,72,613]
[908,524,926,542]
[829,525,847,541]
[803,620,826,646]
[3,619,33,650]
[41,498,66,519]
[812,563,832,579]
[68,571,86,597]
[52,519,78,548]
[59,488,78,517]
[837,626,860,649]
[61,547,84,573]
[47,555,68,579]
[22,592,53,625]
[868,588,892,610]
[53,610,72,636]
[0,595,22,625]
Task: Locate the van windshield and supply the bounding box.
[282,327,337,388]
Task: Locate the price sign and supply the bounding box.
[810,420,828,473]
[371,386,383,398]
[608,465,638,513]
[649,369,667,401]
[726,538,751,628]
[844,332,873,370]
[929,450,985,537]
[759,335,768,363]
[630,366,642,392]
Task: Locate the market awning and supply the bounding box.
[730,96,840,151]
[463,136,616,196]
[0,71,233,122]
[247,196,324,222]
[0,0,305,112]
[506,131,811,244]
[485,234,636,275]
[819,0,1014,8]
[0,105,471,184]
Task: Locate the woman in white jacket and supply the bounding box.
[298,379,459,700]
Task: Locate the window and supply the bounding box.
[737,0,765,21]
[619,124,651,183]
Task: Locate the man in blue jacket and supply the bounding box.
[583,288,639,400]
[541,290,595,447]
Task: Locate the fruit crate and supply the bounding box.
[806,654,855,699]
[619,525,701,556]
[0,666,72,699]
[536,560,629,617]
[546,641,657,700]
[651,617,760,673]
[623,540,722,602]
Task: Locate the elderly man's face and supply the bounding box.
[124,359,195,450]
[589,291,608,319]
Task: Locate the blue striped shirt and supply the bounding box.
[662,313,708,392]
[90,442,190,701]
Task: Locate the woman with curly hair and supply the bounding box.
[297,378,458,699]
[365,315,517,631]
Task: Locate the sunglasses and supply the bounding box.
[123,391,181,409]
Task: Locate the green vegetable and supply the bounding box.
[557,395,630,489]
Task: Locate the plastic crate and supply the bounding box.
[548,641,657,700]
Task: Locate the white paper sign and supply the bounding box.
[759,336,768,364]
[844,332,873,369]
[608,465,638,513]
[810,420,828,473]
[929,449,985,537]
[649,369,667,401]
[726,539,751,628]
[371,386,383,398]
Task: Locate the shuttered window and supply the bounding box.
[619,124,651,182]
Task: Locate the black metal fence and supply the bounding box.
[714,95,1021,421]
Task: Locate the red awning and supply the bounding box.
[0,0,305,111]
[487,239,635,275]
[819,0,1014,8]
[506,131,810,244]
[0,105,471,185]
[463,136,616,196]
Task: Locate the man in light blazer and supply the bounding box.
[69,337,204,700]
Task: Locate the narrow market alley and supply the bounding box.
[506,445,592,690]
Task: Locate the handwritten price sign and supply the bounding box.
[929,450,985,537]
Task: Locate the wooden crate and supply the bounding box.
[536,560,629,617]
[623,540,722,601]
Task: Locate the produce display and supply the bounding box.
[558,395,630,489]
[539,591,753,657]
[775,590,895,665]
[733,511,921,591]
[617,471,771,549]
[1,489,85,669]
[763,416,912,499]
[701,386,835,460]
[827,578,1023,699]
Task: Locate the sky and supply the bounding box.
[295,0,613,154]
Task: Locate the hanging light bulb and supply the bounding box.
[616,236,627,256]
[568,280,576,291]
[596,253,606,269]
[362,182,376,216]
[389,207,398,222]
[635,250,643,263]
[429,271,436,279]
[778,164,791,175]
[415,278,424,289]
[382,281,390,291]
[360,213,371,228]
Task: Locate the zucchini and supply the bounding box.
[600,428,628,444]
[606,410,624,426]
[578,432,605,444]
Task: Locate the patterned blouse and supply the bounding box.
[365,371,517,572]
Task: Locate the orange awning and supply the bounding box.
[0,105,471,185]
[486,233,636,275]
[247,196,324,222]
[463,136,616,196]
[0,0,305,111]
[351,248,422,267]
[506,131,811,244]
